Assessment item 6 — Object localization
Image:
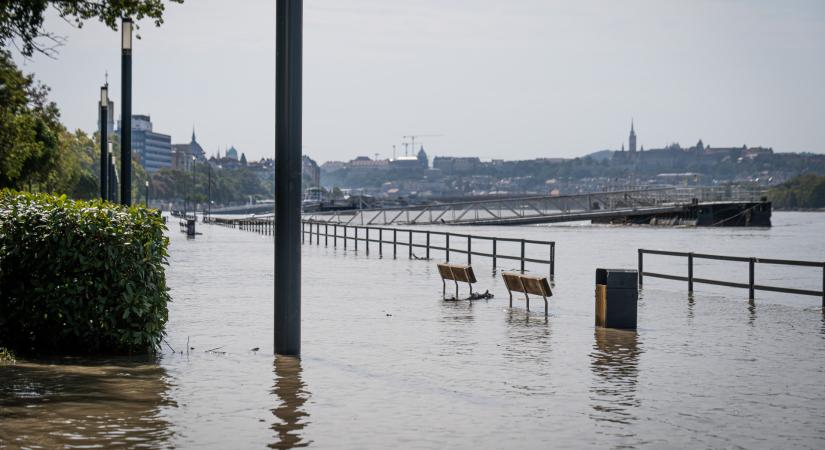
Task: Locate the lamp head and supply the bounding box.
[100,84,109,107]
[122,18,133,52]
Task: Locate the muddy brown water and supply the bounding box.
[2,212,824,449]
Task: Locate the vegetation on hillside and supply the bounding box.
[768,174,825,209]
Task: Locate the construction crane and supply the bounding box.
[402,134,444,156]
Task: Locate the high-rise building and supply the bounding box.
[118,115,172,173]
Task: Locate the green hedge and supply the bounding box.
[0,190,170,354]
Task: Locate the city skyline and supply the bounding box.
[13,0,825,163]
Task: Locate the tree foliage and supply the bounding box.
[0,49,61,189]
[1,0,183,57]
[768,174,825,209]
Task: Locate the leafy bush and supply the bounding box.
[0,190,170,354]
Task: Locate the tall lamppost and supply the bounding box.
[145,180,150,207]
[120,17,133,206]
[191,155,196,218]
[99,84,109,200]
[275,0,303,356]
[108,149,117,202]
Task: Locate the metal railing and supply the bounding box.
[210,217,555,278]
[300,221,556,278]
[638,249,824,304]
[302,186,768,226]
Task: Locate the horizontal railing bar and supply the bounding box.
[643,271,688,282]
[640,249,689,257]
[692,277,751,289]
[642,248,823,268]
[692,253,751,262]
[753,284,823,297]
[754,258,825,268]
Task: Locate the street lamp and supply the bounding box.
[275,0,303,356]
[191,155,196,218]
[120,17,133,206]
[145,180,150,207]
[99,84,109,200]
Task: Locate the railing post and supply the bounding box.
[378,228,383,258]
[821,264,824,307]
[688,252,694,293]
[467,236,472,265]
[301,222,305,244]
[749,258,755,300]
[492,238,497,274]
[344,225,348,250]
[393,229,397,259]
[550,242,555,280]
[325,224,328,247]
[426,231,430,260]
[446,233,450,262]
[366,228,370,255]
[408,230,413,259]
[520,240,525,273]
[316,222,320,245]
[355,227,358,252]
[334,224,337,247]
[638,250,644,286]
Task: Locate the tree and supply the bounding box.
[0,50,61,189]
[1,0,183,57]
[240,152,247,166]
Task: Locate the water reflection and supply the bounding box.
[687,293,695,321]
[502,309,552,367]
[748,299,757,326]
[0,357,173,448]
[270,356,311,449]
[589,328,642,426]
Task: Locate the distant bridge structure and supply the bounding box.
[301,187,770,227]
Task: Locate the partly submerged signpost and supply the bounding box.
[274,0,303,356]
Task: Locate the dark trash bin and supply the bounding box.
[595,268,638,329]
[186,219,196,237]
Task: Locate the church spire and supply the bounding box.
[628,119,637,153]
[191,126,196,143]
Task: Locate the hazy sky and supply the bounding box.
[13,0,825,163]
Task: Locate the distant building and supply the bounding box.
[417,146,429,169]
[116,114,171,173]
[171,130,207,171]
[302,155,321,187]
[432,156,482,174]
[321,161,346,173]
[226,146,239,161]
[629,120,637,155]
[390,156,421,170]
[348,156,389,171]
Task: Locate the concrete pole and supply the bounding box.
[274,0,303,356]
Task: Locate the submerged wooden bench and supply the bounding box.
[437,263,477,300]
[502,272,553,316]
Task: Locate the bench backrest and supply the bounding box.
[502,272,553,297]
[437,263,477,283]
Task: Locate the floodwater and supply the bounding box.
[2,212,824,449]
